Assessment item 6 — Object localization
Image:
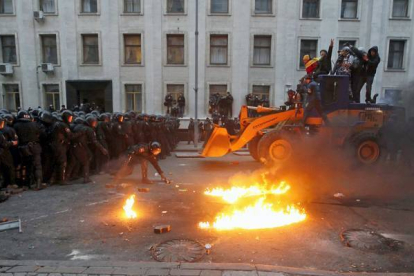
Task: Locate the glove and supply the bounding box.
[101,148,109,156]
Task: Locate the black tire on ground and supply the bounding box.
[248,135,262,162]
[353,133,381,165]
[257,130,295,166]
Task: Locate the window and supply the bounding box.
[341,0,358,19]
[44,84,60,109]
[302,0,320,18]
[0,0,13,14]
[338,40,357,50]
[210,35,228,65]
[388,40,406,69]
[81,0,98,13]
[211,0,228,13]
[1,35,17,64]
[167,34,184,65]
[300,39,317,68]
[82,34,99,64]
[255,0,272,14]
[124,34,142,64]
[392,0,409,18]
[384,89,403,105]
[40,0,55,14]
[41,35,58,64]
[125,84,143,112]
[253,85,270,98]
[166,0,184,14]
[166,84,184,106]
[209,84,228,98]
[124,0,141,13]
[3,84,20,112]
[253,35,271,65]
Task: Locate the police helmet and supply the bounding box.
[39,111,54,125]
[2,114,15,125]
[17,110,32,122]
[61,110,74,124]
[74,117,85,124]
[86,116,98,128]
[150,142,162,156]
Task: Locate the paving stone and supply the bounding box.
[0,261,18,267]
[135,263,179,269]
[112,267,147,275]
[62,274,76,276]
[200,271,222,276]
[83,268,115,275]
[222,272,257,276]
[14,273,28,276]
[181,264,254,271]
[8,267,39,273]
[36,267,58,273]
[257,272,285,276]
[170,269,201,276]
[0,268,11,273]
[145,268,170,276]
[48,273,63,276]
[55,267,87,274]
[0,273,13,276]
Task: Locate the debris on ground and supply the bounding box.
[154,225,171,234]
[105,183,115,189]
[205,244,212,255]
[162,211,168,214]
[334,193,345,198]
[179,189,188,192]
[0,218,22,233]
[138,188,150,193]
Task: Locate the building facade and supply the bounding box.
[0,0,413,117]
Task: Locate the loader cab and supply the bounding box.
[319,75,350,113]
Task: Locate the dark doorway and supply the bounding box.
[66,80,113,112]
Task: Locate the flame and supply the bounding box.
[205,181,290,204]
[123,195,137,219]
[199,178,306,230]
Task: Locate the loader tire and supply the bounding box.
[248,135,262,162]
[257,131,295,166]
[353,133,381,165]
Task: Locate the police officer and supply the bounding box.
[96,114,111,173]
[116,142,170,184]
[0,117,18,190]
[177,94,186,118]
[188,118,195,145]
[13,110,43,189]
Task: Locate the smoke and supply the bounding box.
[377,80,414,119]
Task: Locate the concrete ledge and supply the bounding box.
[1,260,413,276]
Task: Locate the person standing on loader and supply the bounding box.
[302,75,330,126]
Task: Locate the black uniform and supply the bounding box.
[66,123,92,183]
[0,128,16,188]
[13,120,43,187]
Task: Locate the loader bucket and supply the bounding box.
[201,127,232,157]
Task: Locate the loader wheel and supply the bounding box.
[258,131,294,166]
[355,135,381,165]
[248,135,262,162]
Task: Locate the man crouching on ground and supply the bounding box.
[115,142,171,184]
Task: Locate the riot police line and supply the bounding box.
[0,108,180,201]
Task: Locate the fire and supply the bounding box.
[199,179,306,230]
[123,195,137,219]
[205,181,290,204]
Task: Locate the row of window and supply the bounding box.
[0,0,411,19]
[0,33,408,70]
[0,82,403,113]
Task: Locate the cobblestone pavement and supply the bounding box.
[3,260,412,276]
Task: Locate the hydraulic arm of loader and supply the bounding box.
[202,106,302,157]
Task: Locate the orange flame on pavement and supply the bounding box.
[123,195,137,219]
[199,178,306,230]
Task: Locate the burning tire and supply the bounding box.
[257,131,295,166]
[248,135,262,162]
[354,134,381,165]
